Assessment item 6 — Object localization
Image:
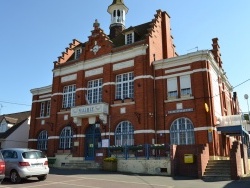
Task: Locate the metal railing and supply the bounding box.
[108,144,170,160]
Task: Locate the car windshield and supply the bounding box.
[22,151,46,159]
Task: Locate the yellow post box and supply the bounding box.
[184,154,194,164]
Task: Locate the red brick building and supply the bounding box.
[29,0,249,172]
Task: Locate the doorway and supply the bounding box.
[85,124,101,160]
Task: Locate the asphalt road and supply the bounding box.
[0,168,250,188]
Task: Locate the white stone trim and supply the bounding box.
[61,74,77,83]
[155,68,208,80]
[111,102,135,107]
[48,136,60,139]
[134,130,155,134]
[53,44,148,77]
[103,82,116,86]
[194,126,215,131]
[73,134,85,138]
[113,60,134,71]
[52,93,63,96]
[157,130,170,134]
[28,139,37,142]
[39,94,52,99]
[134,75,154,81]
[32,98,51,103]
[154,50,215,70]
[165,66,191,74]
[85,67,103,77]
[30,85,52,95]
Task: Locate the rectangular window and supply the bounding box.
[167,77,178,98]
[40,102,45,117]
[115,72,134,100]
[46,100,51,116]
[62,85,76,108]
[87,79,103,104]
[40,101,51,117]
[180,75,192,96]
[126,32,134,44]
[75,48,81,59]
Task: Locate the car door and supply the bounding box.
[1,150,17,178]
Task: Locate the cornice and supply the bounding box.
[53,44,148,77]
[30,85,52,95]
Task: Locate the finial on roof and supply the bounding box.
[93,19,100,29]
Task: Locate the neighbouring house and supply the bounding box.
[0,111,31,148]
[28,0,249,179]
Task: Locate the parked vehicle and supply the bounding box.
[0,152,5,182]
[1,148,49,184]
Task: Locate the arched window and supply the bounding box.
[59,127,73,149]
[115,121,134,146]
[170,117,195,145]
[37,130,48,150]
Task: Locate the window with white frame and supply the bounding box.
[115,121,134,146]
[62,85,76,108]
[170,117,195,145]
[46,100,51,116]
[75,48,82,59]
[115,72,134,100]
[59,126,73,149]
[87,79,103,104]
[167,77,178,98]
[40,102,45,117]
[180,75,192,96]
[40,100,51,117]
[37,130,48,150]
[125,32,134,45]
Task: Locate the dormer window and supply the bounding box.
[125,32,134,45]
[75,48,82,59]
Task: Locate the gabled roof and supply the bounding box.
[4,117,18,124]
[53,10,168,65]
[111,22,152,47]
[0,118,28,139]
[0,111,30,124]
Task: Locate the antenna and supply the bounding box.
[187,46,198,52]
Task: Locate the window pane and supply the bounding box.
[62,85,76,108]
[170,118,195,145]
[115,121,134,146]
[87,79,103,104]
[115,72,134,100]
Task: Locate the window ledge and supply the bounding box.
[165,96,194,103]
[36,116,50,120]
[111,101,135,107]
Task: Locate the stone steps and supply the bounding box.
[203,160,231,181]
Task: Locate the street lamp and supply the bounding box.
[244,94,250,121]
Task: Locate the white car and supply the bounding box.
[1,148,49,184]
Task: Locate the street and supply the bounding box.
[0,168,250,188]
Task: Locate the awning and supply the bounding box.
[217,125,250,145]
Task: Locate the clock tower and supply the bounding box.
[107,0,128,39]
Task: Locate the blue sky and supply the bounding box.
[0,0,250,115]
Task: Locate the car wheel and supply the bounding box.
[37,175,47,181]
[10,170,22,184]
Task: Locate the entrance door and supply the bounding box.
[85,125,101,160]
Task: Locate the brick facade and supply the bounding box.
[28,0,247,176]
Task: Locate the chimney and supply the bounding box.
[211,38,222,68]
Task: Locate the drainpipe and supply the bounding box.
[153,54,158,144]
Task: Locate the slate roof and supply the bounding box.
[0,111,30,140]
[0,118,28,139]
[0,111,30,124]
[110,22,152,47]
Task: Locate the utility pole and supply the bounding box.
[0,104,4,115]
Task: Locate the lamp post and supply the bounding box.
[244,94,250,121]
